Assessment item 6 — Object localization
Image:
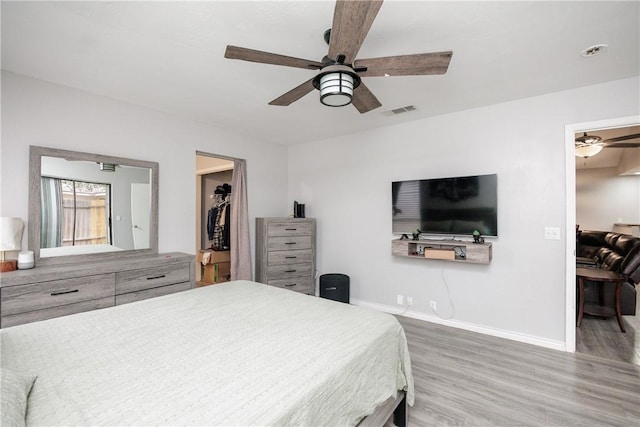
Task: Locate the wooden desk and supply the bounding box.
[576,267,626,333]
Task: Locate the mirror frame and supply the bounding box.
[29,145,159,266]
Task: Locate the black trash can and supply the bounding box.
[319,274,350,304]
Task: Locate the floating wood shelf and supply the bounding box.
[392,238,492,264]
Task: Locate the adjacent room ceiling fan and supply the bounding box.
[574,132,640,158]
[224,0,452,114]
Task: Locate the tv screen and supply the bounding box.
[392,174,498,237]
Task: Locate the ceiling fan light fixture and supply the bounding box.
[575,132,602,145]
[312,65,361,107]
[575,144,603,159]
[319,72,354,106]
[574,132,604,158]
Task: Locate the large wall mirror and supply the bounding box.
[29,146,159,266]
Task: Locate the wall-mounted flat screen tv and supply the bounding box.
[392,173,498,237]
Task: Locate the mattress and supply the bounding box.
[1,280,414,426]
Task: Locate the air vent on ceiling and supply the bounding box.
[382,105,416,116]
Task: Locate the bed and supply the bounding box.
[1,280,414,426]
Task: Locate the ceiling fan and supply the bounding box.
[224,0,452,114]
[575,132,640,158]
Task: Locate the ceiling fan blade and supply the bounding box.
[225,45,323,70]
[604,133,640,148]
[354,51,453,77]
[328,0,383,64]
[603,142,640,148]
[351,82,382,114]
[269,78,316,106]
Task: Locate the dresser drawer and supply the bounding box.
[116,262,190,294]
[267,277,314,294]
[267,236,312,251]
[267,249,313,266]
[1,297,114,328]
[116,282,192,306]
[1,274,115,316]
[267,222,313,237]
[267,263,313,280]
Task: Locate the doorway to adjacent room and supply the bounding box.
[195,153,234,284]
[565,115,640,363]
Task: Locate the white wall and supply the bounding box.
[1,71,289,270]
[288,76,640,349]
[576,167,640,231]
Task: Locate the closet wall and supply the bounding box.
[201,170,233,249]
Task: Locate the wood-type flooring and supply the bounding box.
[576,297,640,365]
[397,316,639,426]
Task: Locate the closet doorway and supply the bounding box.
[195,153,234,284]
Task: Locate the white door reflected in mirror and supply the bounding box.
[131,183,150,250]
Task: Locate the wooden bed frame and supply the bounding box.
[359,391,407,427]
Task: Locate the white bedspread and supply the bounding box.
[1,280,414,426]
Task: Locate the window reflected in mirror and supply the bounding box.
[39,156,152,258]
[41,178,111,248]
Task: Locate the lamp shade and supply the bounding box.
[0,217,24,251]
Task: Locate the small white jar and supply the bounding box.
[17,250,35,269]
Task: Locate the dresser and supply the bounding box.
[0,252,194,328]
[255,218,316,295]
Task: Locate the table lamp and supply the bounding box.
[1,217,24,272]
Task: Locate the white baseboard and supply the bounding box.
[350,298,567,352]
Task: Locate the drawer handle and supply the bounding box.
[285,228,297,231]
[284,283,297,287]
[147,274,166,280]
[325,287,337,291]
[285,256,297,259]
[284,269,297,273]
[285,242,296,245]
[50,289,79,296]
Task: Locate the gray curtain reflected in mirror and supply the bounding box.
[40,177,63,248]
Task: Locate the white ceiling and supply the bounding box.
[1,1,639,146]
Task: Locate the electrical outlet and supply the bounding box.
[407,297,413,307]
[430,300,437,311]
[397,294,403,305]
[544,227,561,240]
